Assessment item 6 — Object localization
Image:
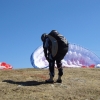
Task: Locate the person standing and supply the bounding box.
[41,30,69,83]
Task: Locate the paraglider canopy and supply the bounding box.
[0,62,13,69]
[30,43,100,68]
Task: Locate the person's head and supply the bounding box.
[41,33,47,41]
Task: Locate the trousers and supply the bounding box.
[48,47,68,77]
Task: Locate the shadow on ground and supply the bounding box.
[2,80,47,86]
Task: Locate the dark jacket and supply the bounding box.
[43,31,68,58]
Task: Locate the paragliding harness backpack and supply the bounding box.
[48,30,68,50]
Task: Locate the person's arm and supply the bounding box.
[43,38,49,60]
[44,48,48,59]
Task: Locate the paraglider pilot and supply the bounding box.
[41,30,69,83]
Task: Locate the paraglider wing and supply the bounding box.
[30,43,100,68]
[0,62,13,69]
[30,46,49,68]
[62,44,100,68]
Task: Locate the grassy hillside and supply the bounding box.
[0,68,100,100]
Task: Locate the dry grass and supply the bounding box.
[0,68,100,100]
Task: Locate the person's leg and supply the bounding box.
[56,60,63,83]
[45,60,55,83]
[49,60,55,77]
[55,47,68,83]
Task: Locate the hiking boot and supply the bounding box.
[56,75,62,83]
[45,74,54,83]
[56,79,62,83]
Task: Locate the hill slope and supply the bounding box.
[0,68,100,100]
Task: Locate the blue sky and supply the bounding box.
[0,0,100,69]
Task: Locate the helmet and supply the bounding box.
[41,33,47,41]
